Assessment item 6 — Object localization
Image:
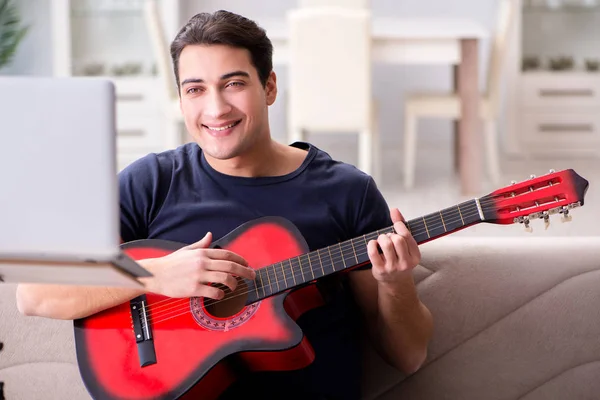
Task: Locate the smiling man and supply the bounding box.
[16,10,433,400]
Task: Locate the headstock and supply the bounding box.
[480,169,589,232]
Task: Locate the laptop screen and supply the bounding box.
[0,77,120,260]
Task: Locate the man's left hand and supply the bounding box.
[367,208,421,290]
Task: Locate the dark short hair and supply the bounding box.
[170,10,273,91]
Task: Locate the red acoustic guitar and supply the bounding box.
[74,169,588,400]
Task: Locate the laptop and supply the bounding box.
[0,77,151,287]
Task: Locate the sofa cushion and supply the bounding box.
[361,236,600,400]
[0,284,90,399]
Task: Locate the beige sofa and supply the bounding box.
[2,236,600,400]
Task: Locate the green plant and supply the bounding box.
[0,0,29,70]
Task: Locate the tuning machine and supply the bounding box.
[559,206,572,223]
[540,210,550,230]
[515,215,533,232]
[524,216,532,233]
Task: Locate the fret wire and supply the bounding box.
[338,243,347,268]
[257,269,266,297]
[272,265,280,291]
[422,217,430,238]
[338,242,347,269]
[289,259,297,286]
[457,203,465,225]
[317,248,325,276]
[297,256,304,282]
[350,239,358,264]
[309,250,323,278]
[264,266,272,294]
[439,211,447,231]
[279,261,287,289]
[306,252,315,280]
[305,251,315,278]
[328,246,336,272]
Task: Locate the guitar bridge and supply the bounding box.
[130,295,157,368]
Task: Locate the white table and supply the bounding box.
[261,17,488,195]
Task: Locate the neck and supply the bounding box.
[204,136,279,178]
[242,197,492,305]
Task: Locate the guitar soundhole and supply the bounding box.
[204,277,249,318]
[190,278,260,331]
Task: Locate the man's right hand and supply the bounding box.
[142,232,256,300]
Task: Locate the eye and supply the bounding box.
[186,87,201,94]
[226,81,244,88]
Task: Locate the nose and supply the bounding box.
[204,89,232,119]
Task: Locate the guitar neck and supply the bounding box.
[244,197,495,305]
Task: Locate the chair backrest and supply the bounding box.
[287,7,372,133]
[143,0,178,101]
[487,0,516,116]
[297,0,369,8]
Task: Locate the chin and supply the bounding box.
[202,146,241,161]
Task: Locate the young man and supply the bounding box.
[16,10,432,400]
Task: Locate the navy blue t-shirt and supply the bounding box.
[119,142,392,399]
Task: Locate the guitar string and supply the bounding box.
[138,200,491,316]
[137,193,567,325]
[136,191,568,324]
[133,194,501,314]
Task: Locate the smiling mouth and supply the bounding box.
[202,120,242,131]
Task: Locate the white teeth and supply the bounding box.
[206,121,237,131]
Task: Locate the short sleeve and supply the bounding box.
[354,176,393,236]
[118,154,169,243]
[352,176,393,271]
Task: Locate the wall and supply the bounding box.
[180,0,498,151]
[0,0,53,76]
[4,0,500,159]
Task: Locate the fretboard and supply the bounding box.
[243,198,492,305]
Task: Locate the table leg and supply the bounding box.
[453,66,459,171]
[458,38,482,195]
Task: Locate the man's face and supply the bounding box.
[178,44,277,161]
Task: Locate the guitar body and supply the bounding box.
[74,217,327,400]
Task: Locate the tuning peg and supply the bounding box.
[559,206,572,223]
[530,174,537,179]
[548,169,555,174]
[541,211,550,230]
[511,180,517,185]
[561,211,572,223]
[523,216,532,233]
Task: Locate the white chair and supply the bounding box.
[298,0,369,8]
[143,0,185,149]
[402,0,516,189]
[287,7,380,182]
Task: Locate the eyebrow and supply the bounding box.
[181,71,250,86]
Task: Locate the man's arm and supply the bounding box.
[348,208,433,374]
[349,269,433,374]
[16,258,158,320]
[16,232,256,320]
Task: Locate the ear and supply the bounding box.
[265,70,277,106]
